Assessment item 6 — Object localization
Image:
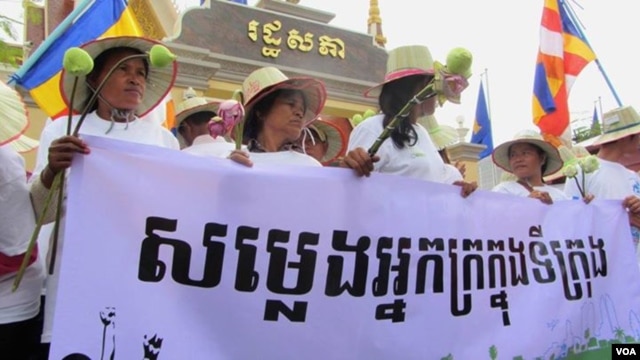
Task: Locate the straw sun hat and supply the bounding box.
[492,129,563,177]
[592,105,640,146]
[417,114,458,150]
[306,119,346,164]
[175,87,220,127]
[60,36,178,117]
[241,66,326,126]
[364,45,435,99]
[0,80,38,152]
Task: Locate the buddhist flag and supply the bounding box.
[11,0,143,119]
[532,0,596,140]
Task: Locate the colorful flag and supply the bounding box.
[471,82,493,159]
[11,0,142,119]
[532,0,596,139]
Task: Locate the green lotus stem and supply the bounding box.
[232,89,245,150]
[12,172,62,291]
[367,82,436,157]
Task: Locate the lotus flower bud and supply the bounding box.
[148,45,177,68]
[363,109,376,119]
[579,155,600,174]
[350,113,363,127]
[562,163,579,178]
[445,47,473,79]
[218,100,245,132]
[208,116,226,139]
[63,47,94,76]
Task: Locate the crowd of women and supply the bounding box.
[2,35,640,359]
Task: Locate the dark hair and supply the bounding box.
[378,75,432,149]
[86,46,149,112]
[184,111,216,126]
[243,88,307,141]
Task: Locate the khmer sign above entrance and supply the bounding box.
[172,1,386,83]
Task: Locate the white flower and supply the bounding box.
[579,155,600,174]
[562,163,579,178]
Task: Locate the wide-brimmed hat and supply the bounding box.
[306,119,346,164]
[417,115,458,150]
[592,106,640,146]
[492,129,563,177]
[364,45,435,99]
[241,66,326,125]
[60,36,178,117]
[175,87,219,126]
[0,80,29,145]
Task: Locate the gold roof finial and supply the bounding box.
[368,0,387,48]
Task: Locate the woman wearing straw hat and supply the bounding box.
[300,119,346,166]
[491,130,568,204]
[564,106,640,264]
[28,35,180,354]
[229,66,326,167]
[341,45,476,197]
[0,80,47,359]
[174,87,237,158]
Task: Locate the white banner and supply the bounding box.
[50,136,640,360]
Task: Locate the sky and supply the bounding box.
[2,0,638,146]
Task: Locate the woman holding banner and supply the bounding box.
[229,66,326,167]
[29,35,179,356]
[491,130,568,204]
[340,45,476,197]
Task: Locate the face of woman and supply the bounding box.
[89,48,147,117]
[260,91,306,144]
[508,143,545,181]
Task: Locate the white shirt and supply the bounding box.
[564,159,640,265]
[0,145,45,324]
[347,115,450,183]
[249,151,322,167]
[493,181,570,202]
[33,112,179,342]
[182,134,237,158]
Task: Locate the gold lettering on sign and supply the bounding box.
[262,20,282,46]
[318,36,345,59]
[247,20,259,42]
[262,47,281,58]
[287,29,314,52]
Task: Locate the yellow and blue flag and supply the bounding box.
[471,82,493,159]
[11,0,142,119]
[532,0,596,139]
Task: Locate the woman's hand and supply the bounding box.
[529,190,553,205]
[228,149,253,168]
[582,193,594,204]
[454,161,466,178]
[47,135,90,174]
[41,135,90,188]
[623,195,640,214]
[453,180,477,198]
[340,147,380,177]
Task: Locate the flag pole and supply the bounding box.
[560,0,623,107]
[9,0,94,84]
[483,68,493,119]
